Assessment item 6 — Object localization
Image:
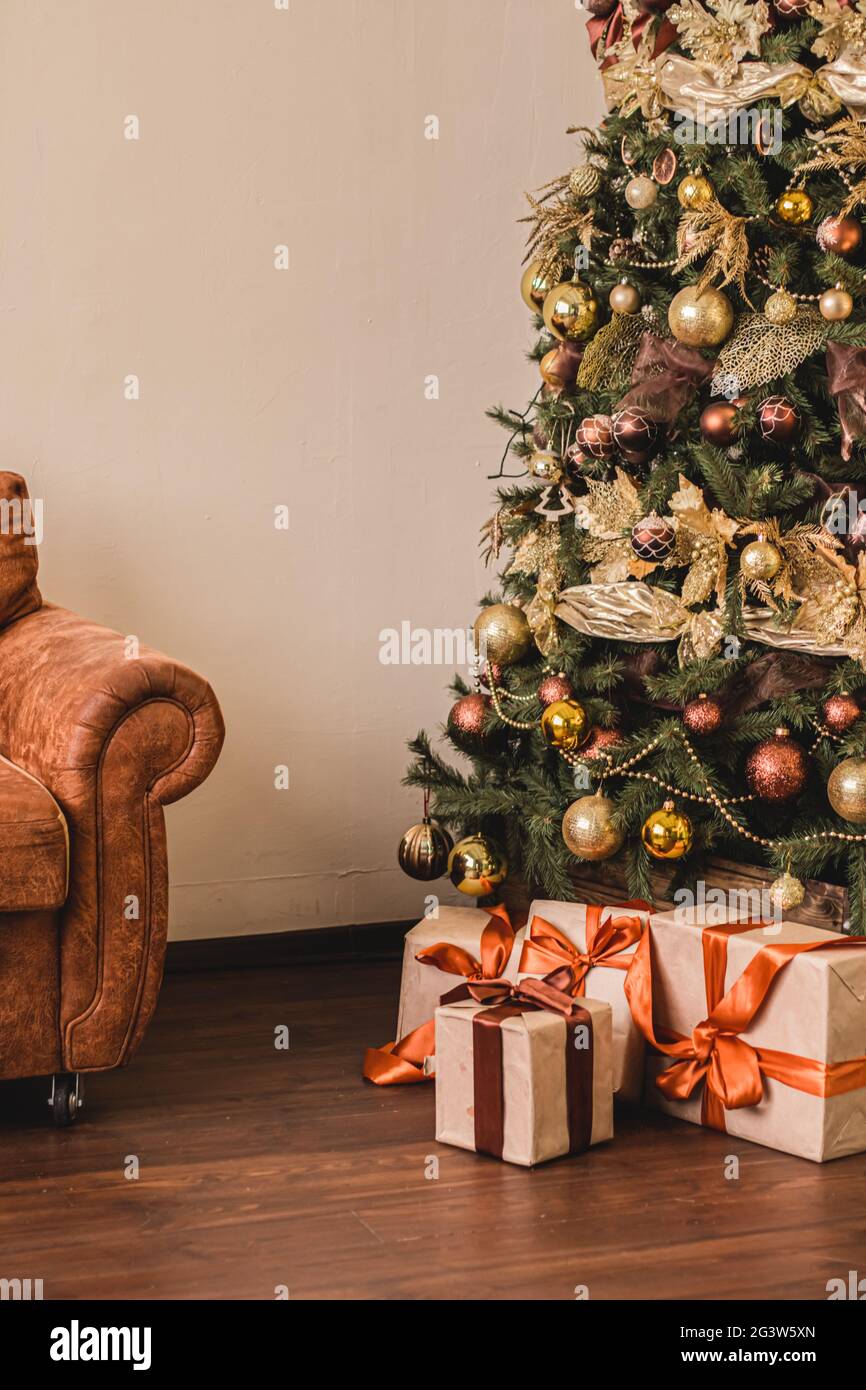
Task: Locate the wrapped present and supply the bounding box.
[517,898,651,1102]
[435,971,613,1166]
[362,904,524,1086]
[626,910,866,1162]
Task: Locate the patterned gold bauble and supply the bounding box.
[447,834,509,897]
[775,189,813,225]
[625,175,657,210]
[521,261,558,315]
[827,757,866,824]
[819,286,854,322]
[677,174,713,209]
[542,280,600,342]
[740,537,782,581]
[540,698,588,751]
[527,450,562,483]
[609,280,641,315]
[768,870,806,914]
[398,818,453,881]
[569,164,601,200]
[473,604,532,667]
[764,289,797,325]
[641,800,693,861]
[562,793,624,862]
[668,286,734,348]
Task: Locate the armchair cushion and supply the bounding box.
[0,754,67,911]
[0,472,41,627]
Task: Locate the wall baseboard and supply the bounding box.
[165,919,413,974]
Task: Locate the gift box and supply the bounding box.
[435,974,613,1166]
[517,898,651,1102]
[626,909,866,1162]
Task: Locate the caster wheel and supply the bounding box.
[49,1073,84,1127]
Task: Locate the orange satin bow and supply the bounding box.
[362,905,518,1086]
[625,919,866,1132]
[519,901,649,996]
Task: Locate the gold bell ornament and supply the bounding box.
[641,800,693,861]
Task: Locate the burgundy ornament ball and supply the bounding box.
[448,693,489,738]
[538,673,575,707]
[479,662,502,691]
[682,692,724,736]
[757,395,800,445]
[822,693,862,735]
[816,215,863,257]
[613,407,660,456]
[631,513,676,562]
[579,726,625,762]
[576,413,615,459]
[745,728,808,802]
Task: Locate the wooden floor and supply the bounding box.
[1,956,864,1301]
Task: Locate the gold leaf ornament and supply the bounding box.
[668,475,739,608]
[667,0,771,87]
[808,0,866,64]
[710,308,827,396]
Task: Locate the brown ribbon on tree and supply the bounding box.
[827,341,866,463]
[613,333,715,424]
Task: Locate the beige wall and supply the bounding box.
[0,1,604,938]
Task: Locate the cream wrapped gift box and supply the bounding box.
[625,910,866,1162]
[435,977,613,1166]
[517,898,651,1102]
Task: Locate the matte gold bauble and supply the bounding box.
[609,280,642,315]
[746,728,808,802]
[764,289,797,325]
[642,800,693,861]
[768,870,806,913]
[816,215,863,256]
[828,756,866,824]
[775,189,813,224]
[819,285,854,322]
[569,164,601,199]
[447,834,509,897]
[473,604,532,667]
[527,450,562,483]
[562,793,624,862]
[542,280,599,342]
[668,285,734,347]
[740,537,782,581]
[521,261,558,315]
[625,175,657,210]
[540,698,588,751]
[677,174,713,209]
[398,818,453,881]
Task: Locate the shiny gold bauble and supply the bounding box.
[398,818,454,881]
[562,793,624,862]
[625,175,658,210]
[473,603,532,668]
[668,285,734,347]
[527,450,562,483]
[828,757,866,824]
[677,174,713,209]
[447,834,509,897]
[542,280,600,342]
[540,698,588,752]
[740,537,782,582]
[609,280,642,314]
[764,289,797,325]
[819,285,854,322]
[775,189,813,225]
[641,800,693,861]
[521,261,558,315]
[768,870,806,914]
[569,164,601,200]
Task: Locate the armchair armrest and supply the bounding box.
[0,603,225,1070]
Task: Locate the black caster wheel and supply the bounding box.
[49,1073,84,1127]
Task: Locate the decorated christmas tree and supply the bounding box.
[402,0,866,931]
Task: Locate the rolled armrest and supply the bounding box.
[0,603,225,1070]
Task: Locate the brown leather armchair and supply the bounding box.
[0,474,224,1123]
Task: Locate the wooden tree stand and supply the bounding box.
[497,855,848,934]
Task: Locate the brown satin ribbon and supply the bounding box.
[625,918,866,1132]
[362,904,520,1086]
[519,901,650,995]
[827,341,866,463]
[614,334,715,425]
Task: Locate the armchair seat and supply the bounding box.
[0,754,68,911]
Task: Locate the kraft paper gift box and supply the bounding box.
[517,898,651,1102]
[434,979,613,1166]
[626,909,866,1162]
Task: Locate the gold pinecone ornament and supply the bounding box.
[569,164,601,200]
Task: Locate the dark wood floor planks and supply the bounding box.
[1,957,864,1300]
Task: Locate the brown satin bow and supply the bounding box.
[625,919,866,1132]
[827,341,866,463]
[614,334,715,425]
[519,902,649,995]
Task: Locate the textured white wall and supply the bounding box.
[0,0,605,938]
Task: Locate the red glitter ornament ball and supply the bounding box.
[757,395,800,445]
[479,662,502,691]
[745,729,808,802]
[448,694,489,738]
[538,674,575,706]
[822,693,862,736]
[683,693,724,736]
[576,413,615,459]
[579,727,625,761]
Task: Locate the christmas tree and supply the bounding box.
[404,0,866,931]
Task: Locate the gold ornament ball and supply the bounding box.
[819,285,854,322]
[542,280,599,342]
[677,174,713,209]
[625,175,657,210]
[447,834,509,897]
[521,261,558,315]
[473,603,532,668]
[740,537,782,582]
[775,189,813,225]
[641,800,693,861]
[828,757,866,824]
[527,450,562,483]
[768,870,806,914]
[668,285,734,348]
[569,164,601,200]
[609,280,642,314]
[562,793,624,862]
[764,289,797,325]
[398,818,453,882]
[540,698,588,752]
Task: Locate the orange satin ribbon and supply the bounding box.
[625,919,866,1132]
[362,905,519,1086]
[518,901,650,996]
